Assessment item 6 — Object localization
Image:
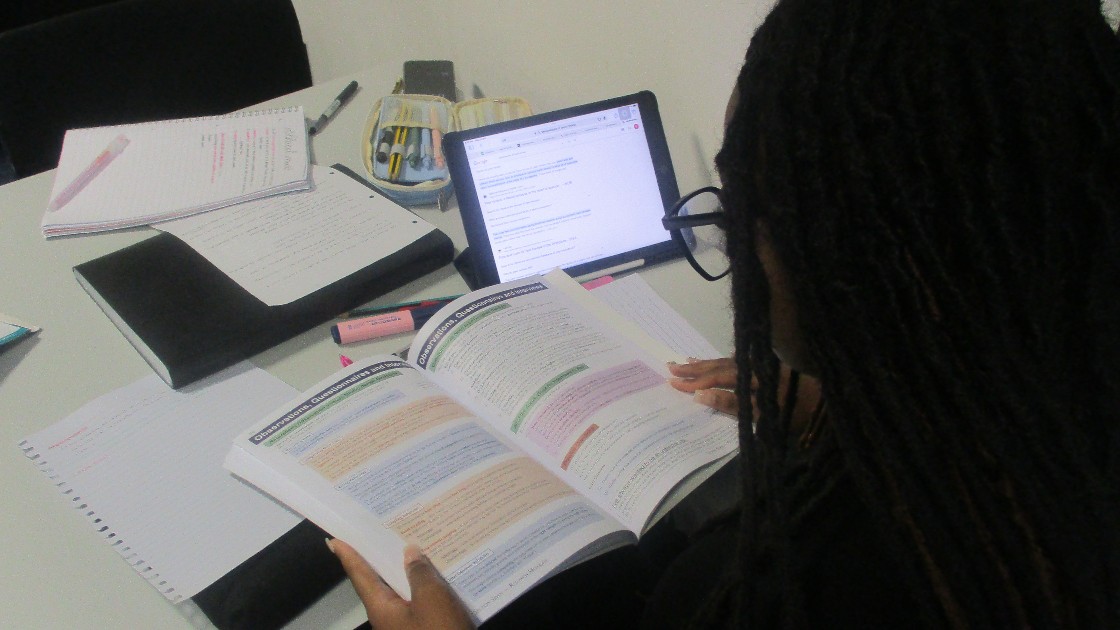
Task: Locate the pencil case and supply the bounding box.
[451,96,533,132]
[360,94,532,208]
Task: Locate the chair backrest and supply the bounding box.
[0,0,313,179]
[0,0,121,33]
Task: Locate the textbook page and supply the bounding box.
[224,357,631,622]
[17,364,301,602]
[157,165,436,305]
[409,270,738,533]
[590,274,723,360]
[42,107,311,237]
[587,273,733,524]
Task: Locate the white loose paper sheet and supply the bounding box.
[17,364,302,602]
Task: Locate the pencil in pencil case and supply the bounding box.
[360,93,531,208]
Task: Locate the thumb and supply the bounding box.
[400,545,476,629]
[403,545,449,598]
[694,388,740,415]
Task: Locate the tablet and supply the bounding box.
[443,91,682,288]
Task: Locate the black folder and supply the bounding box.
[73,164,454,389]
[191,519,345,630]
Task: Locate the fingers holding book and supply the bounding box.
[327,539,475,630]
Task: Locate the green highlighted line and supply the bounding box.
[511,364,589,433]
[429,304,509,372]
[265,371,400,447]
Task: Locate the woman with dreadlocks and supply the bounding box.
[328,0,1120,627]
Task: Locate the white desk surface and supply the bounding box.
[0,64,733,629]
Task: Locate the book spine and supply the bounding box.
[16,439,182,602]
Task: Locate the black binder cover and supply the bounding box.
[73,165,454,389]
[191,519,345,630]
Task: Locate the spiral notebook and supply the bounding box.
[41,107,311,237]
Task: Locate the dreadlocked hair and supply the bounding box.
[708,0,1120,627]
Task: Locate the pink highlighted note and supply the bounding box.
[525,361,662,455]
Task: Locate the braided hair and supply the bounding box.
[711,0,1120,626]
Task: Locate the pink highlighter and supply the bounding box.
[331,277,614,345]
[331,303,443,345]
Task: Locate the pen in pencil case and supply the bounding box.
[388,126,405,177]
[331,304,444,345]
[375,128,394,164]
[406,129,421,169]
[394,127,411,180]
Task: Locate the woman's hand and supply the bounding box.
[328,539,475,630]
[668,357,743,415]
[669,357,824,441]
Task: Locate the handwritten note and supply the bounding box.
[158,165,436,305]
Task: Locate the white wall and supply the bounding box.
[289,0,1120,190]
[290,0,771,191]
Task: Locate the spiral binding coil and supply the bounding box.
[17,439,180,602]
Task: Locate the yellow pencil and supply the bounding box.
[388,124,404,179]
[392,126,410,180]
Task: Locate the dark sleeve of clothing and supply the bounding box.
[643,443,923,629]
[789,459,923,628]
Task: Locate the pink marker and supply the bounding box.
[580,275,614,290]
[331,304,443,345]
[48,134,130,212]
[429,106,445,168]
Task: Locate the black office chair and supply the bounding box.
[1,0,122,33]
[0,0,313,182]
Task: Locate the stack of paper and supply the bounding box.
[41,107,311,237]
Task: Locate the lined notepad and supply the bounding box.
[16,364,302,602]
[41,107,311,237]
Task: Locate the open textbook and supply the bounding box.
[225,269,738,622]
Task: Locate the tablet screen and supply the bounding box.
[445,91,681,287]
